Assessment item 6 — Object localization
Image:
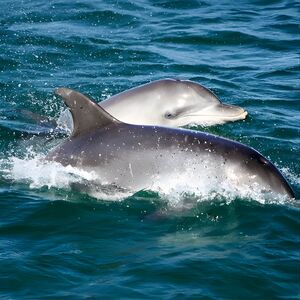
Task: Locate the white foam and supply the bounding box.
[0,152,133,201]
[280,167,300,186]
[149,169,288,208]
[0,150,292,207]
[2,155,95,189]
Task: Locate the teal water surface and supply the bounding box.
[0,0,300,299]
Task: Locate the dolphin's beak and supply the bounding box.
[215,103,248,120]
[186,103,247,121]
[178,103,248,126]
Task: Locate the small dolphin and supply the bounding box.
[47,88,294,199]
[1,80,247,136]
[101,79,248,126]
[57,79,247,132]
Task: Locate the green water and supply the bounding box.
[0,0,299,299]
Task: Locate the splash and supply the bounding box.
[0,153,132,201]
[0,150,293,207]
[149,169,290,208]
[280,167,300,186]
[1,154,96,189]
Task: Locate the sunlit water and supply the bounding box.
[0,0,299,298]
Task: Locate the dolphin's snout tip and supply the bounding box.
[239,109,248,120]
[219,104,248,121]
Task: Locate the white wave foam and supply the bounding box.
[0,153,133,201]
[2,155,96,189]
[149,170,288,208]
[0,151,292,207]
[280,167,300,185]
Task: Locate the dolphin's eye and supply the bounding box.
[165,112,175,119]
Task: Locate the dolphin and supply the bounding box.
[47,88,294,199]
[57,79,247,132]
[1,79,247,136]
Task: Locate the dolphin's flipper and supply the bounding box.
[54,88,121,137]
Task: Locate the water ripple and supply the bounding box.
[0,0,299,298]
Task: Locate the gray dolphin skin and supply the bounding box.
[57,79,247,132]
[48,88,294,199]
[101,79,247,126]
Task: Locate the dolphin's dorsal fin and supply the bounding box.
[55,88,120,137]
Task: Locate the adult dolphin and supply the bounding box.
[47,88,294,199]
[57,79,247,132]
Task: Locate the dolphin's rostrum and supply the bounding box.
[47,88,294,199]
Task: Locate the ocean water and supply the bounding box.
[0,0,299,298]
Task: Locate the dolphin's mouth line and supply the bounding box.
[182,110,248,120]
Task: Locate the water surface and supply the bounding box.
[0,0,299,298]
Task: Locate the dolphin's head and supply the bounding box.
[159,79,247,127]
[242,148,295,199]
[223,141,295,199]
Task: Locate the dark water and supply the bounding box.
[0,0,299,298]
